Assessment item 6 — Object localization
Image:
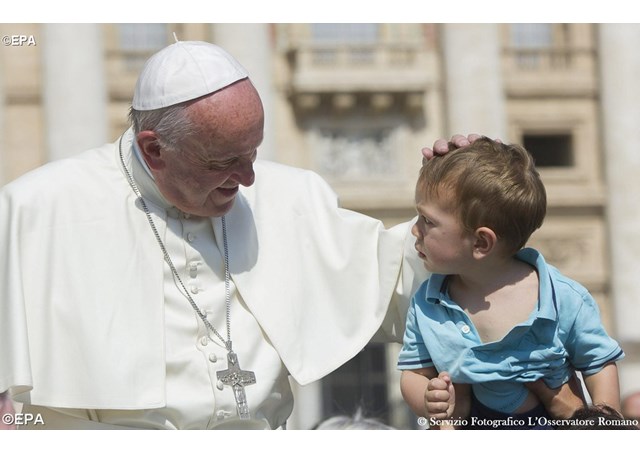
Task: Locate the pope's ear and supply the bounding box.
[472,227,497,259]
[136,131,165,170]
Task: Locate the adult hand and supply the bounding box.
[421,134,482,162]
[421,133,500,162]
[0,391,16,430]
[525,373,586,419]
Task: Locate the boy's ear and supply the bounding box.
[472,227,498,259]
[136,131,166,171]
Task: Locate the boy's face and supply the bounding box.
[411,194,476,274]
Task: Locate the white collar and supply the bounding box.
[130,137,174,211]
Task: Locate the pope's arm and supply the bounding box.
[0,184,35,416]
[0,186,22,429]
[371,219,429,343]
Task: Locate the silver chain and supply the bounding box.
[118,136,233,352]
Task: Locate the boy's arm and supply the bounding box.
[582,362,621,412]
[400,368,470,429]
[400,367,438,417]
[555,283,623,415]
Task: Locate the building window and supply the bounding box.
[523,133,574,167]
[510,24,553,49]
[117,24,169,71]
[321,344,390,424]
[509,24,571,70]
[311,24,379,44]
[309,24,379,65]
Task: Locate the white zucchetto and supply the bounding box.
[132,41,248,111]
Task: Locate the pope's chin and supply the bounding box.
[202,189,239,218]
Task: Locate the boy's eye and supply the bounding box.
[422,216,432,225]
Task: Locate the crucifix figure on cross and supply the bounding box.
[217,350,257,420]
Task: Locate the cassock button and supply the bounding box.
[200,336,209,346]
[216,380,224,391]
[189,261,201,278]
[190,285,199,294]
[187,232,196,242]
[461,324,471,334]
[209,353,218,363]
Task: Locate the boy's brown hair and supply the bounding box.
[417,137,546,254]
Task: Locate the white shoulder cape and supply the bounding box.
[0,130,425,409]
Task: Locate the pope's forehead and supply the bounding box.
[187,79,262,116]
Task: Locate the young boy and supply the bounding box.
[398,137,624,429]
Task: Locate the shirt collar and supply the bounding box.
[130,137,174,212]
[422,248,558,322]
[424,273,450,304]
[515,247,558,322]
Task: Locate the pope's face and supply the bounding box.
[144,80,264,218]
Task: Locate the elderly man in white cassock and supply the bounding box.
[0,40,436,430]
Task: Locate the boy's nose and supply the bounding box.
[411,222,420,238]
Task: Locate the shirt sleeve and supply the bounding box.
[397,296,433,370]
[563,289,624,376]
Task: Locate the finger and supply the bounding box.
[426,411,450,420]
[426,389,452,403]
[426,402,451,418]
[421,147,434,162]
[448,381,456,403]
[437,371,451,383]
[427,378,448,391]
[450,134,470,148]
[432,139,451,155]
[467,133,482,143]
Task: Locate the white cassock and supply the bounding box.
[0,129,426,429]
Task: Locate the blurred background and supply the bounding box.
[0,23,639,429]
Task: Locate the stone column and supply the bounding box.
[598,24,640,394]
[42,24,108,161]
[212,24,276,161]
[441,24,507,139]
[0,57,5,186]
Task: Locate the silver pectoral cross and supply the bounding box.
[217,351,256,420]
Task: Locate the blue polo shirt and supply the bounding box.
[398,248,624,413]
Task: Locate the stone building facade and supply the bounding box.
[1,23,638,429]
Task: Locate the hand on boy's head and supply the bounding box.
[421,133,501,162]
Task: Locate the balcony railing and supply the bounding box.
[287,40,430,94]
[502,46,597,96]
[503,47,595,72]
